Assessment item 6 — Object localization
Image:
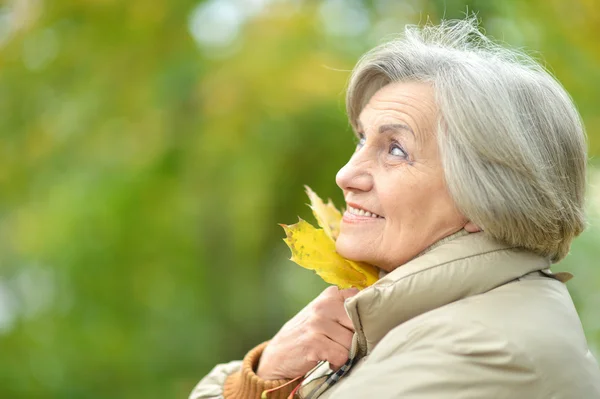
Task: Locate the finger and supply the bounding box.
[312,297,355,331]
[338,288,359,301]
[327,301,355,331]
[318,318,354,351]
[314,287,358,331]
[320,338,351,370]
[320,286,342,299]
[321,286,358,302]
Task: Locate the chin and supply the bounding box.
[335,235,367,263]
[336,235,400,271]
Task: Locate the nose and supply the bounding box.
[335,149,374,195]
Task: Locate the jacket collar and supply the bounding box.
[344,231,551,355]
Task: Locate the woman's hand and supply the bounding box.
[256,286,359,380]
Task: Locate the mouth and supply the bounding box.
[346,203,384,219]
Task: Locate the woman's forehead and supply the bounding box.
[357,82,437,135]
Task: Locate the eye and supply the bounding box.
[389,142,407,158]
[356,133,366,149]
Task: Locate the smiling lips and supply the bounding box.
[346,204,384,219]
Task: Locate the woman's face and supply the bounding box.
[336,81,474,271]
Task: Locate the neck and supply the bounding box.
[417,229,470,257]
[379,229,470,278]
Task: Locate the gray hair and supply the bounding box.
[346,17,587,262]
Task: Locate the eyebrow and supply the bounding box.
[378,123,415,138]
[355,121,416,140]
[356,120,414,135]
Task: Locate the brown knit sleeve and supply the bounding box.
[223,341,302,399]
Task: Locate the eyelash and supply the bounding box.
[389,140,408,158]
[356,133,366,147]
[355,133,408,159]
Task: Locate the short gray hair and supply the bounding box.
[346,18,587,262]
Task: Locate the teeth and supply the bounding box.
[347,206,382,219]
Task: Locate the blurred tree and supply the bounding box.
[0,1,598,398]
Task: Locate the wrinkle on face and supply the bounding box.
[361,90,437,149]
[336,81,469,270]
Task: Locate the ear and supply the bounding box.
[464,221,482,233]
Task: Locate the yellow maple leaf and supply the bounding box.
[280,187,379,290]
[304,185,342,241]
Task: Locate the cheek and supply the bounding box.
[379,188,425,225]
[379,178,455,232]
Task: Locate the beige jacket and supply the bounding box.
[190,232,600,398]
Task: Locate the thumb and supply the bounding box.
[339,287,360,301]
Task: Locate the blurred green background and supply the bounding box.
[0,0,599,398]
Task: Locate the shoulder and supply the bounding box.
[328,277,600,398]
[328,316,544,399]
[371,312,541,378]
[352,277,600,399]
[384,271,587,355]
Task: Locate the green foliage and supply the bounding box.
[0,1,598,398]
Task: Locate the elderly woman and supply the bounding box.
[190,18,600,399]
